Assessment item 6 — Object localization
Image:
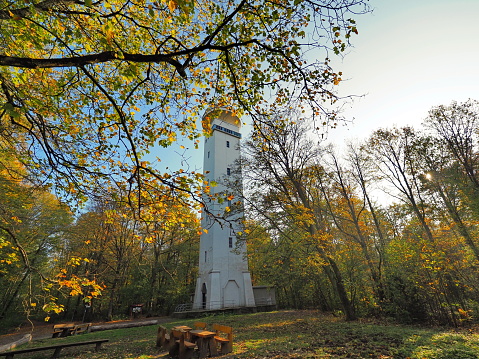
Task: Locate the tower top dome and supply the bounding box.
[202,108,241,129]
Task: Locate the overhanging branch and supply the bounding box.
[0,0,83,20]
[0,51,188,77]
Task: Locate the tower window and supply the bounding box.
[227,168,231,175]
[205,251,207,262]
[208,151,210,158]
[229,237,233,248]
[226,140,230,148]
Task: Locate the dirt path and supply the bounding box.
[0,317,171,347]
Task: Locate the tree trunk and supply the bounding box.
[90,320,158,332]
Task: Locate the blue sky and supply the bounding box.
[158,0,479,171]
[327,0,479,144]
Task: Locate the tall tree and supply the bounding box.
[0,0,369,208]
[321,148,384,305]
[424,100,479,193]
[345,143,389,291]
[414,134,479,262]
[243,115,356,320]
[0,174,73,319]
[423,100,479,226]
[66,198,140,321]
[365,127,435,243]
[365,126,476,325]
[137,203,200,315]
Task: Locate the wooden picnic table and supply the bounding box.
[172,326,192,331]
[189,330,217,358]
[172,326,192,341]
[52,323,76,338]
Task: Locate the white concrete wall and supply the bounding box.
[193,110,256,310]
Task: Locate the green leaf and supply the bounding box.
[3,103,21,118]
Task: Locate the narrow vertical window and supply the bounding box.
[229,237,233,248]
[226,140,230,148]
[227,168,231,175]
[205,251,207,262]
[207,151,210,158]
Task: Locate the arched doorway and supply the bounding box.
[224,280,240,307]
[201,283,207,309]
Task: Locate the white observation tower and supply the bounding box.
[193,109,256,310]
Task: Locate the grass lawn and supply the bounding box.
[9,310,479,359]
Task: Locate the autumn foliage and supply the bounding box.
[244,101,479,326]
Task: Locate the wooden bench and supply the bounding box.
[193,322,207,330]
[169,329,196,359]
[213,324,233,354]
[156,325,171,350]
[0,339,109,359]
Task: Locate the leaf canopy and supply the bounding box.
[0,0,369,206]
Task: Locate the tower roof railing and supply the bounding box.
[175,300,241,312]
[212,124,242,138]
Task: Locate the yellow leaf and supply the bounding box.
[168,0,176,12]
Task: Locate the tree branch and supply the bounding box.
[0,51,188,77]
[0,0,82,19]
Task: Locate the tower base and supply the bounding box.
[193,270,256,310]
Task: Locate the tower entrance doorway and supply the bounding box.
[201,283,207,309]
[224,280,240,307]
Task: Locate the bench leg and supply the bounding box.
[52,347,63,358]
[196,338,207,358]
[169,342,179,357]
[220,341,232,354]
[179,346,194,359]
[95,342,103,351]
[208,337,218,357]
